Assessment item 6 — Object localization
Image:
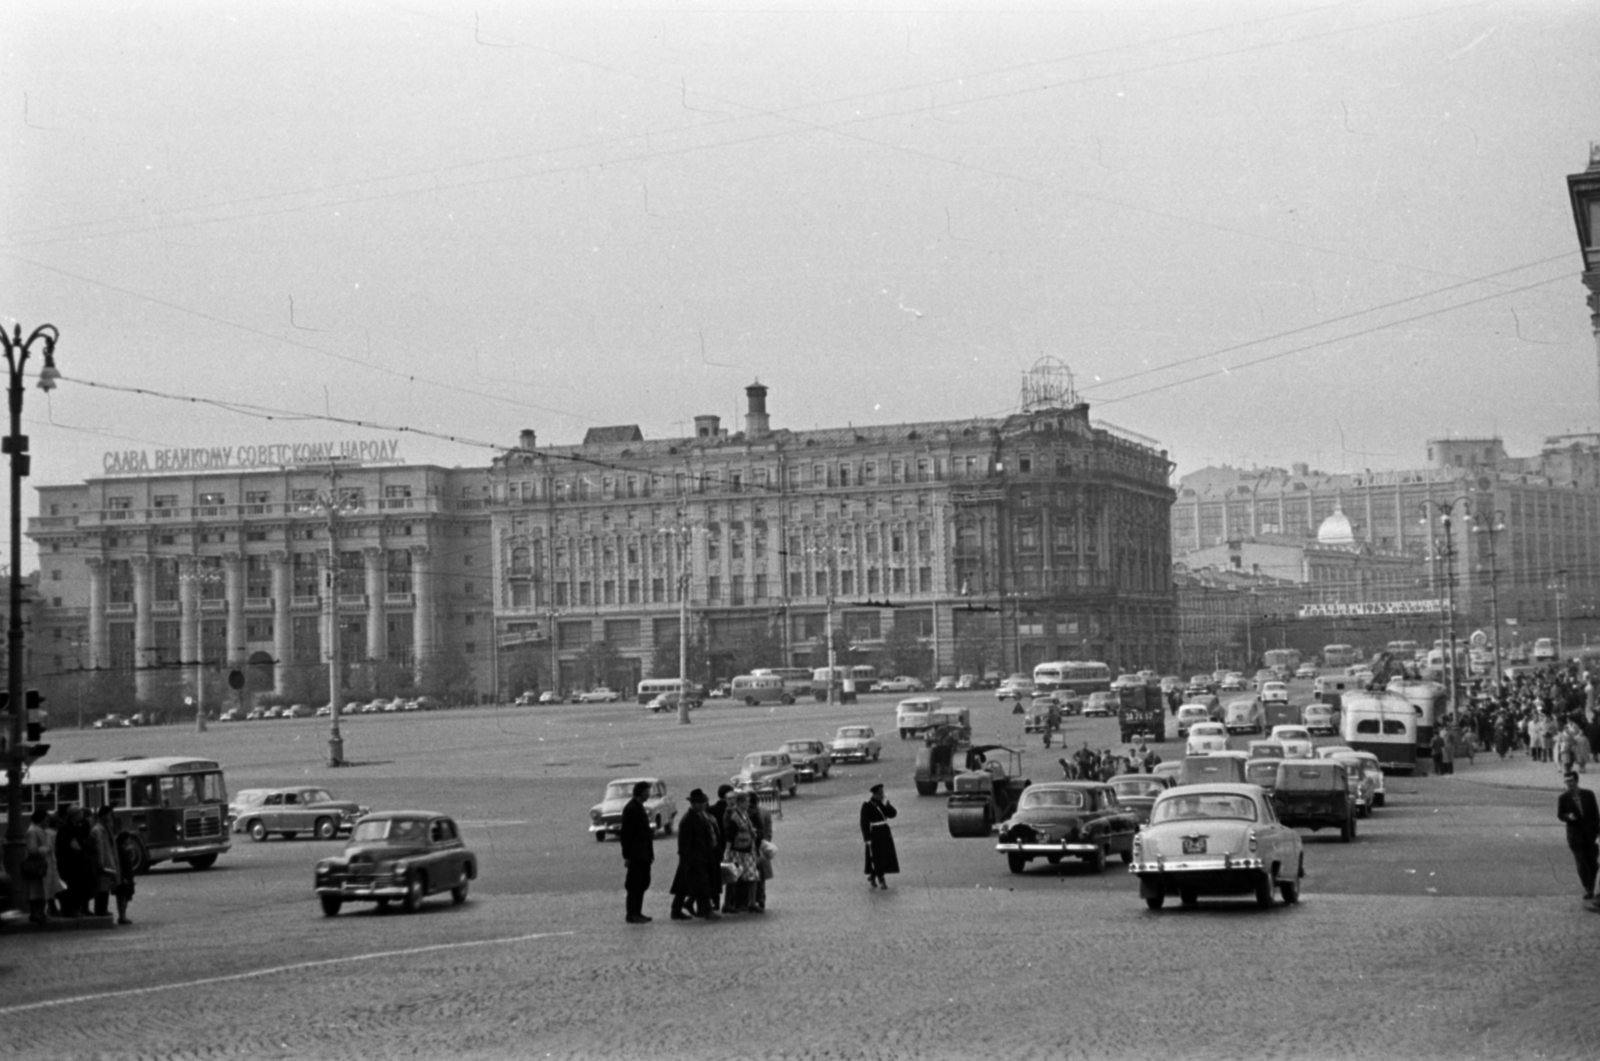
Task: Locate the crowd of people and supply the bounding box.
[1457,666,1600,774]
[21,804,138,927]
[620,781,782,924]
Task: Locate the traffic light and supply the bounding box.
[26,689,46,742]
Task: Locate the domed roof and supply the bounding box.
[1316,507,1355,545]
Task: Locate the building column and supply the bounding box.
[410,544,434,679]
[224,552,246,667]
[364,547,387,664]
[131,555,154,703]
[85,557,109,672]
[178,556,201,700]
[271,551,292,696]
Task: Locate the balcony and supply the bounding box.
[151,601,179,615]
[337,594,369,608]
[106,602,135,615]
[291,596,320,611]
[243,597,275,612]
[384,592,414,606]
[200,598,227,612]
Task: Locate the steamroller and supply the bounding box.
[947,744,1028,837]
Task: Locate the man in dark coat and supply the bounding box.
[669,789,720,920]
[619,780,654,924]
[860,784,899,889]
[1557,771,1600,907]
[708,784,733,911]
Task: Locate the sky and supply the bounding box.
[3,0,1598,562]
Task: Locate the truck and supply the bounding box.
[1117,685,1166,743]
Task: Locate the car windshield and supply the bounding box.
[746,755,777,768]
[1152,794,1259,824]
[351,818,427,843]
[1276,729,1310,741]
[1020,788,1087,810]
[783,742,816,754]
[1112,779,1164,798]
[839,728,869,739]
[604,783,637,800]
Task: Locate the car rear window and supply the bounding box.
[1020,788,1087,810]
[1277,765,1343,790]
[1152,794,1258,823]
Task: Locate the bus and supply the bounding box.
[1385,679,1447,753]
[811,665,878,694]
[1385,640,1420,659]
[1261,648,1302,675]
[751,667,815,698]
[1032,661,1113,697]
[730,673,795,705]
[1321,644,1363,668]
[1339,691,1418,774]
[20,756,231,872]
[636,678,698,705]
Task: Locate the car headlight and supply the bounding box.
[392,860,409,877]
[590,810,602,823]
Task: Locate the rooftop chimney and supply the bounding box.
[745,381,770,439]
[693,415,721,439]
[518,429,537,451]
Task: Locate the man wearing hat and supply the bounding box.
[859,784,899,889]
[1557,771,1600,907]
[669,789,721,920]
[619,780,655,924]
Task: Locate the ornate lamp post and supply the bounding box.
[804,526,853,704]
[1420,497,1471,718]
[297,463,362,765]
[179,560,224,731]
[1468,508,1506,693]
[657,510,699,724]
[2,321,59,907]
[1565,144,1600,411]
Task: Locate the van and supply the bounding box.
[730,674,794,706]
[895,696,943,739]
[1223,698,1265,735]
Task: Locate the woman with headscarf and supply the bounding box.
[720,789,761,913]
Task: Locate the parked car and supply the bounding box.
[245,707,266,721]
[1131,783,1304,909]
[994,781,1140,874]
[1083,691,1118,717]
[1269,725,1316,759]
[1272,759,1356,841]
[93,714,130,728]
[1107,773,1174,825]
[646,691,700,713]
[829,725,882,763]
[313,811,475,916]
[955,674,978,690]
[933,676,957,691]
[1185,722,1230,756]
[514,692,539,706]
[576,688,621,703]
[218,708,243,722]
[995,675,1035,701]
[283,703,312,718]
[731,751,799,797]
[263,705,285,719]
[877,676,925,694]
[589,778,678,841]
[232,787,369,842]
[538,691,565,705]
[780,739,832,781]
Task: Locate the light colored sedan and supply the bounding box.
[1185,722,1230,756]
[1269,725,1316,759]
[829,725,882,763]
[1130,783,1305,910]
[731,751,799,798]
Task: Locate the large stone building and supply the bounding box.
[28,455,494,710]
[25,366,1177,710]
[1172,436,1600,638]
[487,370,1177,690]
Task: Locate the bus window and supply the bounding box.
[108,779,128,807]
[58,782,80,805]
[1356,719,1380,734]
[131,778,158,807]
[1382,720,1408,735]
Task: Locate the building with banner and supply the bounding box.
[486,365,1178,693]
[27,450,495,712]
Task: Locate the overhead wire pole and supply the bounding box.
[300,461,361,766]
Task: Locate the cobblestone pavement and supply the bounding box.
[3,698,1596,1061]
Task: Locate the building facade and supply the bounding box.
[28,458,494,710]
[487,373,1177,690]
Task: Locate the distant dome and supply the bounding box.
[1317,507,1355,545]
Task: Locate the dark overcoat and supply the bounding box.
[619,798,654,865]
[860,798,899,876]
[1559,785,1600,847]
[670,808,720,897]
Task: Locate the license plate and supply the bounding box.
[1182,837,1207,854]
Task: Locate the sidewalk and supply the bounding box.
[0,909,119,934]
[1433,748,1583,792]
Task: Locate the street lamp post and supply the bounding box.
[298,462,362,766]
[1550,570,1568,664]
[658,510,698,724]
[180,561,223,732]
[1420,497,1471,719]
[805,528,850,705]
[2,321,59,908]
[1469,509,1506,694]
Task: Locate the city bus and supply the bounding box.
[730,673,795,705]
[1321,644,1363,668]
[751,667,815,698]
[1032,660,1113,697]
[1339,691,1418,774]
[811,665,878,694]
[20,756,231,872]
[636,678,698,705]
[1261,648,1302,676]
[1385,679,1447,753]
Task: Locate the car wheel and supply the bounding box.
[1179,889,1197,907]
[186,854,218,870]
[315,817,337,841]
[320,895,342,917]
[1007,853,1027,875]
[1340,818,1353,843]
[248,820,269,842]
[1120,847,1134,865]
[1279,876,1301,904]
[871,749,880,761]
[400,872,426,913]
[451,878,470,905]
[1145,893,1165,911]
[1088,845,1107,874]
[122,835,148,875]
[1255,871,1275,908]
[594,830,606,842]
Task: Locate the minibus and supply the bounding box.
[730,673,794,706]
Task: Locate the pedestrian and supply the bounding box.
[619,780,654,924]
[23,808,51,926]
[1556,772,1600,907]
[860,783,899,889]
[721,789,761,912]
[42,810,64,917]
[748,790,773,913]
[89,805,122,919]
[1556,724,1577,776]
[53,806,92,917]
[113,828,139,925]
[708,784,733,911]
[669,788,720,921]
[1430,732,1446,776]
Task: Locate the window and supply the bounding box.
[246,530,268,543]
[919,566,932,592]
[707,576,721,602]
[464,642,476,655]
[50,569,60,581]
[198,492,225,514]
[244,490,270,514]
[153,494,178,516]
